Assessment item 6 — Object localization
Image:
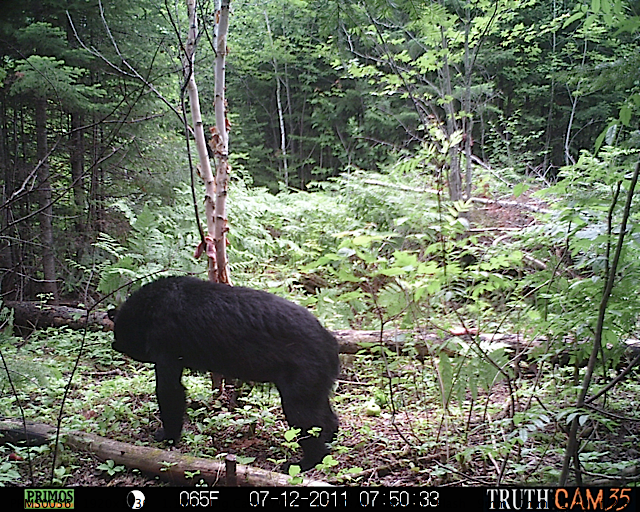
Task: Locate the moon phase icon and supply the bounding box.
[127,490,146,509]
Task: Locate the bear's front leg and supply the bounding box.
[154,361,185,443]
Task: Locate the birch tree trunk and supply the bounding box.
[211,0,231,284]
[264,10,288,188]
[184,0,230,284]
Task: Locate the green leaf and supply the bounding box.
[378,267,408,277]
[563,11,585,28]
[513,183,530,198]
[619,104,632,126]
[288,465,301,477]
[284,428,301,442]
[438,352,453,405]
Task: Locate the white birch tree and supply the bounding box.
[185,0,231,284]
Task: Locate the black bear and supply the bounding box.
[110,276,339,470]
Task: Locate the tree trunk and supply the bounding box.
[264,10,288,188]
[34,97,58,302]
[0,95,15,299]
[564,84,579,167]
[184,0,218,282]
[212,0,231,284]
[564,39,588,167]
[462,16,473,200]
[69,112,86,258]
[89,114,104,234]
[542,0,557,172]
[439,30,462,201]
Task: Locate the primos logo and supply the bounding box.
[24,489,74,509]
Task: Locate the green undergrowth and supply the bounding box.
[3,151,640,485]
[2,322,639,486]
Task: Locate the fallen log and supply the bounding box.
[4,301,535,356]
[0,419,328,487]
[10,302,637,364]
[333,329,536,358]
[6,301,113,332]
[361,178,552,213]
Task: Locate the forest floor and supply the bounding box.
[14,356,640,488]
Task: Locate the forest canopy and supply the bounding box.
[0,0,638,301]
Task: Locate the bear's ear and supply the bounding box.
[107,308,118,321]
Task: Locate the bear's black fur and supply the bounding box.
[111,276,339,470]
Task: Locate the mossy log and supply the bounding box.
[0,419,328,487]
